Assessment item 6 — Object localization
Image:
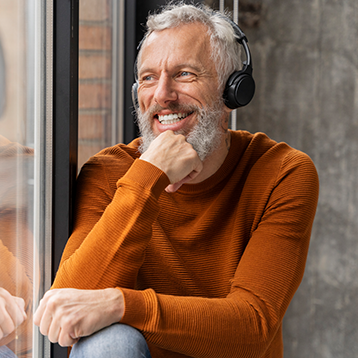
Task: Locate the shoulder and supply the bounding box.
[82,138,141,173]
[77,138,143,194]
[232,130,317,172]
[90,137,141,164]
[231,130,319,196]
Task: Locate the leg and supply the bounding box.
[69,324,152,358]
[0,345,17,358]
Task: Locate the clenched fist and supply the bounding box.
[140,130,203,192]
[34,288,124,347]
[0,288,27,341]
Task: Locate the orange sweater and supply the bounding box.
[53,130,319,358]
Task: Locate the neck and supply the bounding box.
[190,130,231,184]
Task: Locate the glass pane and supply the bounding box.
[78,0,124,169]
[0,1,51,357]
[0,1,35,357]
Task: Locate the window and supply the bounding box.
[0,0,52,357]
[78,0,125,169]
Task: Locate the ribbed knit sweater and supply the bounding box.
[53,130,319,358]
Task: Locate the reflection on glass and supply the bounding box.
[0,137,34,358]
[0,1,37,357]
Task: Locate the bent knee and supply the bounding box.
[70,324,151,358]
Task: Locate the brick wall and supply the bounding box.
[78,0,113,169]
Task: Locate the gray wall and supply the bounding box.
[238,0,358,356]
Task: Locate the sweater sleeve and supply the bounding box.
[52,158,170,289]
[119,150,319,358]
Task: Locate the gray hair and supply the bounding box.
[137,2,242,91]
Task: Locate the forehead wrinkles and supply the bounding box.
[138,23,214,74]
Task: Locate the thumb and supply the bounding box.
[165,172,196,193]
[165,182,182,193]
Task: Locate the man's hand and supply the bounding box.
[0,288,27,340]
[140,131,203,192]
[34,288,124,347]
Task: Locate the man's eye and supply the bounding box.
[143,75,153,81]
[180,71,191,76]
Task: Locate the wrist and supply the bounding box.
[104,288,125,323]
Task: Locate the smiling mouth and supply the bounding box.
[157,112,193,125]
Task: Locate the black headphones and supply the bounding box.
[222,19,255,109]
[132,16,255,110]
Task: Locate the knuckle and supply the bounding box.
[17,296,25,305]
[46,298,58,311]
[5,322,15,336]
[0,289,11,299]
[15,315,25,327]
[61,317,74,331]
[42,290,52,299]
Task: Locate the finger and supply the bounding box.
[165,168,201,193]
[13,296,27,320]
[33,297,48,326]
[13,296,25,311]
[0,308,15,337]
[47,316,61,343]
[58,328,79,347]
[38,308,53,337]
[12,304,26,329]
[165,183,178,193]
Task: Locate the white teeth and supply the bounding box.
[158,112,190,125]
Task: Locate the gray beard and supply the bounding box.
[136,100,226,162]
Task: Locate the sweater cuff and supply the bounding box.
[118,287,148,330]
[117,159,170,199]
[117,159,170,200]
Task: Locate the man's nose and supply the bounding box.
[153,74,178,107]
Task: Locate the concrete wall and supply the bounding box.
[238,0,358,356]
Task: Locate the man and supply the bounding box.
[34,4,319,358]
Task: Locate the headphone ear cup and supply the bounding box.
[223,71,255,109]
[132,82,139,110]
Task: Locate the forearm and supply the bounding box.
[119,288,280,358]
[53,159,170,290]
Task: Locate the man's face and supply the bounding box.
[136,22,230,159]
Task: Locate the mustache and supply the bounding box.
[145,103,202,118]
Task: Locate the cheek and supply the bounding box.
[193,83,221,104]
[137,87,153,110]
